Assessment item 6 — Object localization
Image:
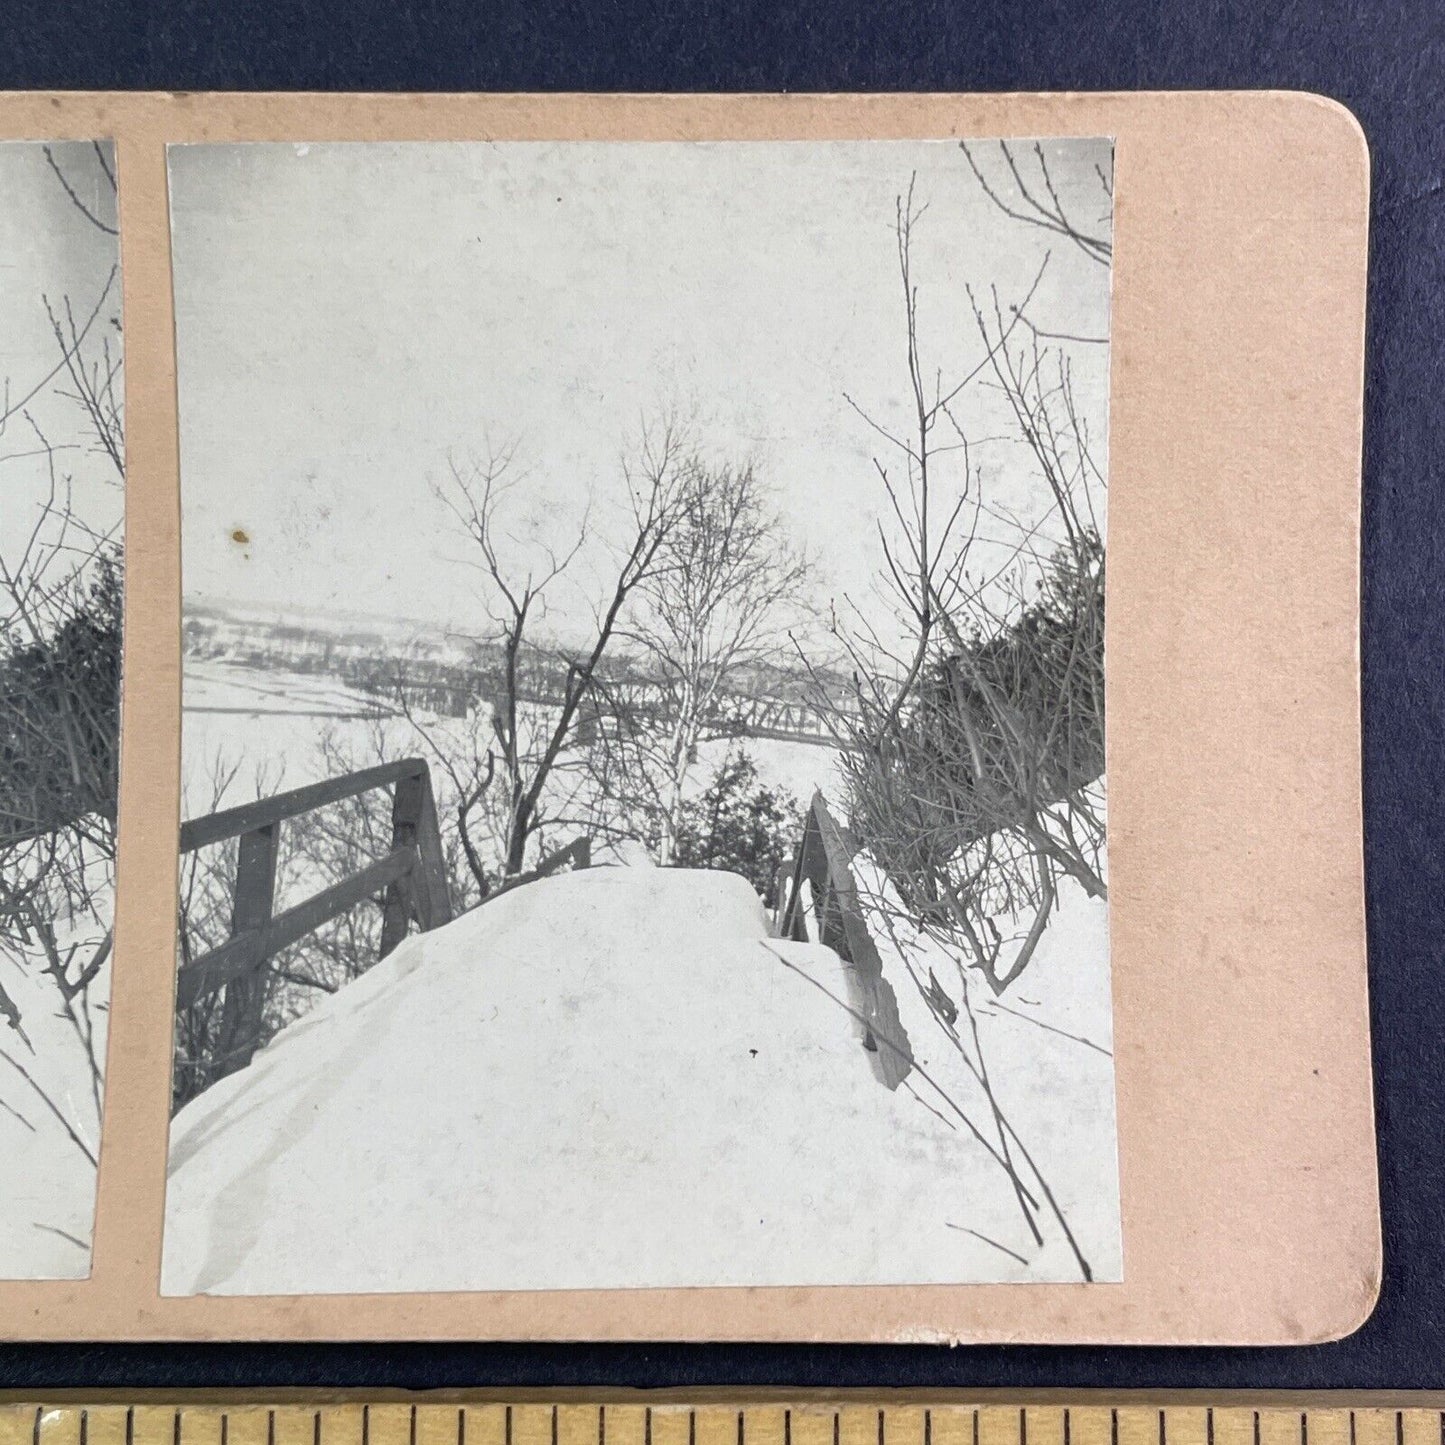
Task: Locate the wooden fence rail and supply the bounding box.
[484,836,592,902]
[773,789,912,1091]
[177,757,452,1080]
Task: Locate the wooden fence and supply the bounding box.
[484,836,592,900]
[176,757,898,1102]
[773,790,913,1091]
[176,757,452,1080]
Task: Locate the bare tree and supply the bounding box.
[835,164,1108,996]
[959,140,1113,269]
[385,675,503,899]
[959,140,1113,349]
[807,160,1110,1280]
[596,456,813,862]
[168,419,693,1102]
[436,419,691,880]
[0,144,124,1198]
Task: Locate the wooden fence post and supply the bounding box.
[380,774,420,958]
[411,767,453,931]
[380,767,453,957]
[213,821,278,1079]
[176,758,457,1108]
[776,811,817,943]
[772,793,912,1090]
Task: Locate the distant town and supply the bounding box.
[183,599,858,746]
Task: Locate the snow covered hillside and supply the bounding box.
[162,862,1118,1295]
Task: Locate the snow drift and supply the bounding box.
[0,933,108,1279]
[162,862,1117,1295]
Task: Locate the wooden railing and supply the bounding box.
[177,757,452,1079]
[485,836,592,901]
[773,790,912,1091]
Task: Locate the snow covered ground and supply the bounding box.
[168,655,1119,1294]
[0,902,111,1280]
[182,656,843,820]
[183,659,397,813]
[161,860,1118,1294]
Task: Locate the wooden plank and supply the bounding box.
[411,767,454,931]
[776,811,819,943]
[212,822,280,1077]
[379,773,425,957]
[264,846,418,959]
[487,837,592,901]
[796,792,914,1091]
[380,763,453,954]
[176,846,418,1009]
[179,758,428,853]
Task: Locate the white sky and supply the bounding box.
[169,138,1112,648]
[0,141,123,575]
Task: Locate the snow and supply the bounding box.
[161,862,1119,1295]
[184,658,387,719]
[167,656,1119,1293]
[182,659,403,816]
[866,866,1121,1279]
[0,912,110,1279]
[182,658,839,819]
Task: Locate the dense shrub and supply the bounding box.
[914,530,1104,853]
[668,750,800,907]
[0,549,122,852]
[841,533,1106,992]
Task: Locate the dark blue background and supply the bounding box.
[2,0,1442,1392]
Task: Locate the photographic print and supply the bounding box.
[0,141,124,1279]
[163,137,1117,1295]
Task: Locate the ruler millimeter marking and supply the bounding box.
[4,1403,1445,1445]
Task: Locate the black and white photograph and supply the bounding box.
[163,137,1117,1294]
[0,141,124,1279]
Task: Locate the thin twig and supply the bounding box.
[945,1223,1030,1266]
[42,145,118,235]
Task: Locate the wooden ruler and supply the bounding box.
[3,1402,1445,1445]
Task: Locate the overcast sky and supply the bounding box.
[169,138,1112,649]
[0,141,123,576]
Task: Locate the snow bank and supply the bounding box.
[0,935,108,1279]
[162,863,1111,1295]
[864,867,1121,1284]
